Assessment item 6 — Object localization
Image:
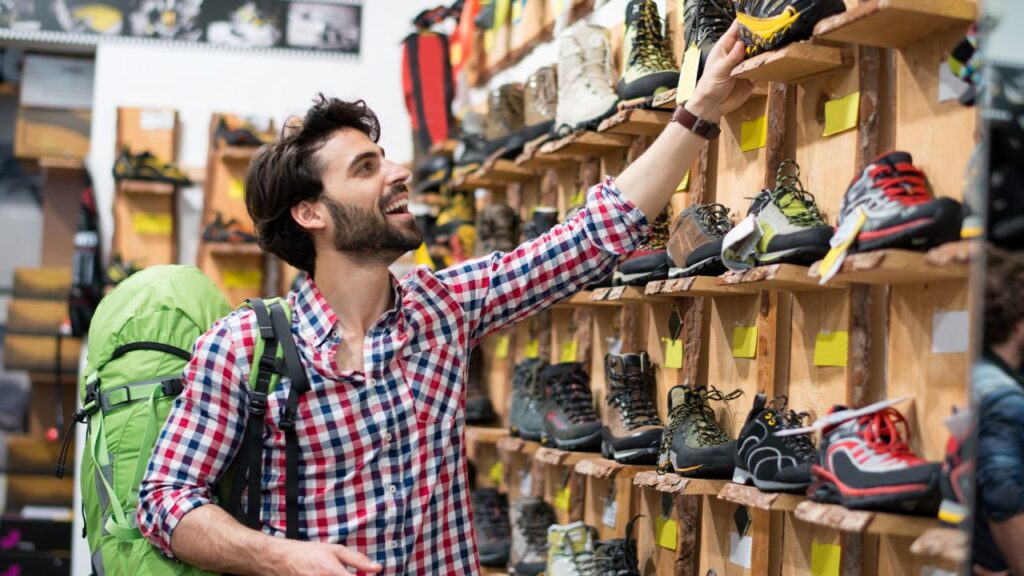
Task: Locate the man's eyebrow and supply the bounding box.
[349,150,380,170]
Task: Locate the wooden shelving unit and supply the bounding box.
[813,0,977,49]
[732,42,851,84]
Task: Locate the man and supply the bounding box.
[973,247,1024,576]
[137,23,753,576]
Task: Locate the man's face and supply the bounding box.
[313,127,422,264]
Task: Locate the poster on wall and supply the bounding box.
[0,0,361,56]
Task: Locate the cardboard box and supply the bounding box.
[15,107,91,160]
[511,0,546,53]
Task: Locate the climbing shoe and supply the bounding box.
[547,522,599,576]
[734,393,817,493]
[112,147,191,186]
[472,488,512,566]
[466,346,497,425]
[477,202,522,254]
[202,212,257,243]
[613,207,672,286]
[735,0,845,58]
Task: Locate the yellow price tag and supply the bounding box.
[511,0,523,23]
[663,337,683,369]
[675,170,690,193]
[488,461,504,486]
[732,326,757,358]
[656,516,678,550]
[554,486,571,511]
[823,92,860,137]
[223,269,262,290]
[814,331,849,367]
[811,540,841,576]
[132,212,173,236]
[551,0,566,17]
[495,335,511,359]
[570,188,584,207]
[740,115,768,152]
[229,178,245,200]
[560,340,577,363]
[524,338,540,359]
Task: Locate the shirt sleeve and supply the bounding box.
[137,314,251,558]
[434,177,650,347]
[976,392,1024,522]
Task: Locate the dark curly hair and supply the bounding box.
[985,246,1024,347]
[245,94,381,276]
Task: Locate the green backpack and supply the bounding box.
[57,265,310,575]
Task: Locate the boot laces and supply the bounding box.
[696,203,732,237]
[771,159,825,228]
[551,369,598,423]
[685,0,736,50]
[857,408,921,463]
[528,68,557,118]
[567,33,613,96]
[657,387,742,473]
[771,395,817,462]
[607,365,660,430]
[869,161,931,207]
[521,503,554,552]
[594,516,641,574]
[631,0,676,71]
[561,530,597,575]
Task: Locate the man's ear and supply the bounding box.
[291,200,326,231]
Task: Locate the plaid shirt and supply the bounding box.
[138,179,649,574]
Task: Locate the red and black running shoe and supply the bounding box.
[837,151,962,253]
[809,405,941,514]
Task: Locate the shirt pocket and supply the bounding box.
[401,346,463,425]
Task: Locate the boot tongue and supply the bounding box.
[876,151,913,169]
[668,386,688,410]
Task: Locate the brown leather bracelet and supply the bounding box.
[672,101,721,140]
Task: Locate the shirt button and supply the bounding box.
[389,484,398,494]
[388,541,398,549]
[384,432,393,442]
[369,378,376,386]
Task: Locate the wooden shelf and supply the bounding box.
[634,471,729,496]
[117,179,176,195]
[587,285,662,305]
[810,242,971,285]
[718,263,846,292]
[732,42,850,84]
[573,458,655,480]
[497,436,542,456]
[452,172,506,191]
[466,426,509,445]
[651,89,678,110]
[910,527,968,566]
[477,158,539,182]
[429,139,459,157]
[539,131,632,159]
[647,277,759,298]
[598,108,671,137]
[813,0,976,49]
[553,290,603,309]
[37,156,85,170]
[13,267,71,300]
[717,482,804,511]
[794,500,940,538]
[533,447,602,467]
[206,242,263,256]
[217,146,260,161]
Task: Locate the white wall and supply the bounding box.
[88,0,440,266]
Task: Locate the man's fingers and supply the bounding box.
[334,546,383,573]
[716,21,742,55]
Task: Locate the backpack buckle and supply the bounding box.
[278,405,297,431]
[249,391,268,416]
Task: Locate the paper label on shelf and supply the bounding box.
[570,188,584,207]
[223,269,262,290]
[818,207,867,284]
[511,0,524,23]
[938,62,970,103]
[675,170,690,193]
[677,43,701,104]
[732,326,757,358]
[740,115,768,152]
[132,212,173,236]
[21,55,94,109]
[656,516,678,550]
[602,499,617,528]
[729,531,752,568]
[607,337,623,356]
[488,462,504,486]
[811,540,841,576]
[663,337,684,369]
[140,110,175,131]
[229,178,245,200]
[495,335,511,359]
[554,486,571,512]
[823,92,860,137]
[932,309,969,354]
[524,338,540,359]
[814,331,849,367]
[921,567,956,576]
[519,472,533,496]
[560,340,578,363]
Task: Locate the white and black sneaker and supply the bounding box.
[733,393,817,493]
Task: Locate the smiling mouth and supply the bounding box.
[383,197,409,215]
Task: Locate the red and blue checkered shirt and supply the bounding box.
[138,179,649,574]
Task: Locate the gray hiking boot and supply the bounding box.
[510,358,547,441]
[510,497,556,576]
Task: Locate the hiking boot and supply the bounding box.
[454,111,488,178]
[684,0,735,52]
[938,409,974,527]
[556,24,619,135]
[472,488,511,566]
[486,82,526,145]
[613,207,671,286]
[735,0,846,58]
[593,517,641,576]
[657,385,742,478]
[112,147,191,186]
[837,151,962,253]
[414,154,451,195]
[510,358,548,441]
[106,254,141,285]
[617,0,679,101]
[734,393,817,493]
[523,206,560,240]
[525,65,558,132]
[539,363,602,451]
[722,160,832,270]
[477,202,522,254]
[547,522,598,576]
[213,117,272,148]
[510,497,557,576]
[667,203,733,278]
[202,212,257,243]
[809,405,941,514]
[601,352,663,464]
[466,346,497,425]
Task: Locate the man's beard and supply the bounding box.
[322,186,423,265]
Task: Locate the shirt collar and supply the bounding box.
[293,272,404,349]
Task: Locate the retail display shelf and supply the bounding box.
[207,243,263,256]
[589,285,659,304]
[516,136,577,170]
[533,447,602,467]
[809,242,972,285]
[731,42,850,84]
[539,131,632,159]
[217,146,259,161]
[633,471,729,496]
[553,290,600,309]
[651,89,678,110]
[794,500,941,538]
[573,458,654,480]
[910,527,969,566]
[477,158,539,182]
[717,263,846,292]
[813,0,976,49]
[598,108,672,137]
[452,172,505,191]
[716,482,804,511]
[117,179,176,195]
[428,139,458,157]
[497,436,541,455]
[465,426,509,445]
[37,156,84,170]
[648,276,758,298]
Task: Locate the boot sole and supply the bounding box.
[854,215,962,253]
[808,465,940,514]
[602,440,659,465]
[542,428,602,451]
[669,255,727,278]
[756,244,831,267]
[732,466,810,494]
[555,102,620,137]
[612,265,670,286]
[617,71,680,101]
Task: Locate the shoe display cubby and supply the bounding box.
[111,107,181,268]
[455,0,978,572]
[196,113,274,305]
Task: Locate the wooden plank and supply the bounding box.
[428,139,458,157]
[5,436,66,475]
[783,513,844,576]
[3,334,80,373]
[6,299,66,335]
[794,500,874,533]
[533,446,600,467]
[788,289,852,424]
[813,0,976,49]
[716,482,803,511]
[117,180,176,195]
[652,88,678,110]
[13,268,71,300]
[658,276,758,298]
[718,264,846,292]
[810,248,969,285]
[598,108,671,136]
[539,131,633,158]
[116,107,178,162]
[573,458,654,480]
[465,426,508,445]
[708,294,763,436]
[40,165,84,267]
[909,527,968,566]
[633,471,728,496]
[113,183,177,267]
[5,474,74,509]
[218,146,260,161]
[206,243,263,256]
[865,513,940,538]
[732,42,850,84]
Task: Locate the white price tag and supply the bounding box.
[729,531,752,569]
[519,471,533,496]
[938,62,970,104]
[932,310,969,354]
[602,499,617,528]
[607,337,623,356]
[140,110,175,131]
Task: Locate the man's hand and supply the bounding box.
[271,539,383,576]
[687,21,754,122]
[972,564,1009,576]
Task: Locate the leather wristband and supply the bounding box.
[672,101,721,140]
